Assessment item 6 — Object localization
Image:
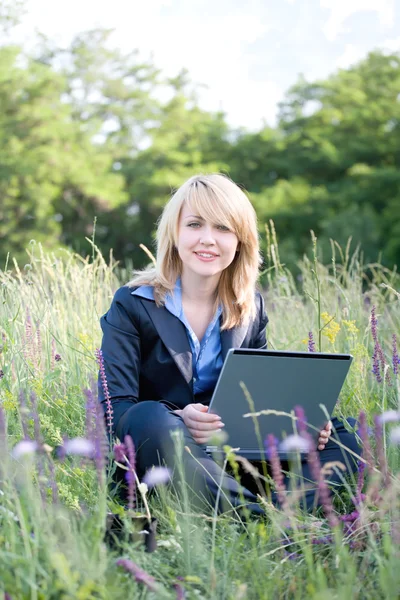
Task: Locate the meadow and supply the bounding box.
[0,230,399,600]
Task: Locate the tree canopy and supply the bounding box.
[0,17,399,272]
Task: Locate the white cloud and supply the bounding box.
[320,0,395,41]
[335,43,367,68]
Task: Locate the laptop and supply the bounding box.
[206,348,353,460]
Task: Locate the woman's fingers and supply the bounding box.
[185,417,223,432]
[189,406,222,422]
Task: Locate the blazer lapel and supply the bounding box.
[140,298,193,386]
[221,324,249,360]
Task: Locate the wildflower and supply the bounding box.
[124,434,136,510]
[294,405,307,436]
[304,432,338,528]
[0,369,4,379]
[321,312,341,345]
[393,334,399,375]
[54,354,61,362]
[265,434,289,512]
[376,410,400,425]
[63,437,95,457]
[113,442,127,464]
[370,306,378,343]
[116,558,158,592]
[12,440,38,458]
[174,580,186,599]
[372,342,382,383]
[279,434,312,454]
[342,320,359,336]
[308,331,316,353]
[142,466,171,489]
[95,348,113,438]
[390,426,400,444]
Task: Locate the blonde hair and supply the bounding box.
[127,173,262,329]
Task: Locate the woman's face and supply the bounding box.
[176,202,240,282]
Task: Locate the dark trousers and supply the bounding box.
[113,401,360,515]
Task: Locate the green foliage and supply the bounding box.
[0,240,399,599]
[1,16,399,272]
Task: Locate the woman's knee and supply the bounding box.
[116,400,181,443]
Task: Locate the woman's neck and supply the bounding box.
[180,272,219,307]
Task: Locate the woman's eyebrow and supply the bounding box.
[185,214,204,220]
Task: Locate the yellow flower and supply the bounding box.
[342,319,359,335]
[320,312,341,344]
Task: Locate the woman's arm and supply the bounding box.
[98,287,141,415]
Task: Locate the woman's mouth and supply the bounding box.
[194,252,219,262]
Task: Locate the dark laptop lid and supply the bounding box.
[206,349,352,459]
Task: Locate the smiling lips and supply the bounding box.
[194,251,219,261]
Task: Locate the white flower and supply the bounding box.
[390,426,400,445]
[279,434,312,454]
[376,410,400,425]
[142,466,171,488]
[138,482,148,495]
[64,438,95,457]
[12,440,38,459]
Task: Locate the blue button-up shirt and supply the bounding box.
[131,279,223,395]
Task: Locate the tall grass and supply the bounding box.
[0,234,399,599]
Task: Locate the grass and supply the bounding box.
[0,234,399,599]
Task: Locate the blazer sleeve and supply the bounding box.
[251,292,269,349]
[98,286,141,412]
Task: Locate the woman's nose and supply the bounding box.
[200,225,216,244]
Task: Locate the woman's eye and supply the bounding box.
[217,225,230,231]
[188,222,201,228]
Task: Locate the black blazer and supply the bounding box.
[98,285,269,417]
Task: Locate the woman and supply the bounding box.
[99,173,358,515]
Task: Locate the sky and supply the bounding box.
[8,0,400,131]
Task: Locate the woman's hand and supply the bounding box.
[317,421,332,451]
[174,403,224,445]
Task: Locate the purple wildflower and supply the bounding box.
[0,369,4,379]
[376,410,400,425]
[370,306,378,343]
[265,434,289,512]
[294,405,307,436]
[116,558,158,592]
[142,466,171,489]
[305,434,338,528]
[392,334,399,376]
[12,440,38,458]
[54,354,61,362]
[174,581,186,599]
[308,331,316,353]
[63,438,95,457]
[124,435,136,510]
[372,342,382,383]
[113,442,127,464]
[279,435,312,454]
[95,348,113,438]
[311,535,333,545]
